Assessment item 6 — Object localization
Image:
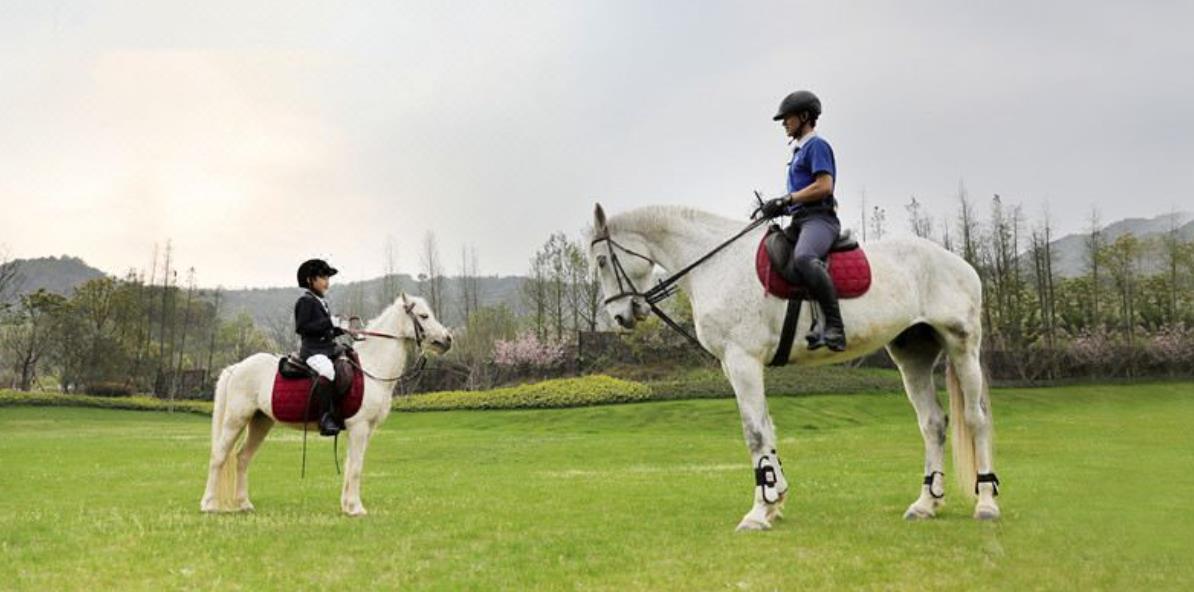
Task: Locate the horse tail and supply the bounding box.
[946,359,977,498]
[211,364,240,510]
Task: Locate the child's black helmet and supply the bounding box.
[773,90,822,121]
[297,259,338,288]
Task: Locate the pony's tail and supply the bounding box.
[946,359,977,499]
[211,366,239,510]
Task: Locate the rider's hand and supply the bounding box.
[760,196,790,219]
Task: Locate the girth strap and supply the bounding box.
[768,298,802,367]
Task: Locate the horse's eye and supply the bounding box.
[597,255,607,268]
[420,314,429,320]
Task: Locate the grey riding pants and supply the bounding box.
[791,214,841,263]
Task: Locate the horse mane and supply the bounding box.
[604,204,742,240]
[365,294,421,334]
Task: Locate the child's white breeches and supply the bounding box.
[305,354,335,381]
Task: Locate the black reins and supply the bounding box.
[591,216,769,357]
[346,301,430,386]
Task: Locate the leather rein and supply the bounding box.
[591,216,769,358]
[345,302,429,386]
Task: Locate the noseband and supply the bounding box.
[590,235,664,307]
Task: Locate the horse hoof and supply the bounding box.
[238,502,255,513]
[735,517,771,532]
[974,506,1000,521]
[903,505,935,520]
[344,507,368,517]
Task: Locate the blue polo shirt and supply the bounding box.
[785,134,837,214]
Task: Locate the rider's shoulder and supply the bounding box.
[806,135,833,149]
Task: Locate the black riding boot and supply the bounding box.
[791,257,847,352]
[314,377,342,437]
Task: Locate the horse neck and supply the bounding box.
[613,207,739,283]
[353,303,412,380]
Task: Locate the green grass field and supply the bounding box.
[2,382,1192,590]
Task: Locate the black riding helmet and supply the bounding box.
[773,90,822,121]
[296,258,338,288]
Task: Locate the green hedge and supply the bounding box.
[2,367,904,416]
[645,366,904,401]
[0,390,213,416]
[394,375,653,412]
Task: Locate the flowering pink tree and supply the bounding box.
[492,331,568,370]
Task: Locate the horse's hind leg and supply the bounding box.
[200,409,253,513]
[235,412,274,512]
[936,322,1002,520]
[887,324,947,519]
[721,346,788,531]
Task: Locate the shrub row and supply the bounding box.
[2,367,901,417]
[0,390,213,416]
[393,374,653,411]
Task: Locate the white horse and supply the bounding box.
[588,204,999,530]
[199,293,452,516]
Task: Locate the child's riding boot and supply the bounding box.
[314,377,342,437]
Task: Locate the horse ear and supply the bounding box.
[398,291,407,304]
[594,203,607,232]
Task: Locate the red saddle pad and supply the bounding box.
[755,237,872,300]
[271,352,366,423]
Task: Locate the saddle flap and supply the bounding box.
[278,354,315,379]
[763,224,793,271]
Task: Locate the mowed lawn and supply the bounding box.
[1,382,1192,591]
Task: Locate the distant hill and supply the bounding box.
[1046,211,1194,277]
[218,273,529,329]
[0,256,107,303]
[7,209,1192,318]
[0,255,529,328]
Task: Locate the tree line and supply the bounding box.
[894,183,1194,380]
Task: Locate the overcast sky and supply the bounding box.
[2,1,1192,288]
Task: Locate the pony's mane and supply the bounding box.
[366,294,422,333]
[605,205,741,239]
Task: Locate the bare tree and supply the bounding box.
[457,243,481,324]
[420,231,446,319]
[0,246,23,307]
[1084,208,1105,325]
[956,180,979,266]
[521,250,549,339]
[1162,207,1183,322]
[905,195,934,239]
[869,206,887,241]
[380,234,401,308]
[261,309,297,353]
[859,188,868,242]
[170,268,197,403]
[205,287,222,385]
[564,239,590,334]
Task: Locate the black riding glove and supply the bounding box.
[760,197,790,219]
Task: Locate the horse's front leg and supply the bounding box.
[341,421,373,517]
[721,346,788,531]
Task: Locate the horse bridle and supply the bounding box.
[591,216,769,356]
[346,301,429,385]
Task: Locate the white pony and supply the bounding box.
[200,293,452,516]
[589,204,999,530]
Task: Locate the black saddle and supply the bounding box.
[764,224,858,277]
[278,354,316,379]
